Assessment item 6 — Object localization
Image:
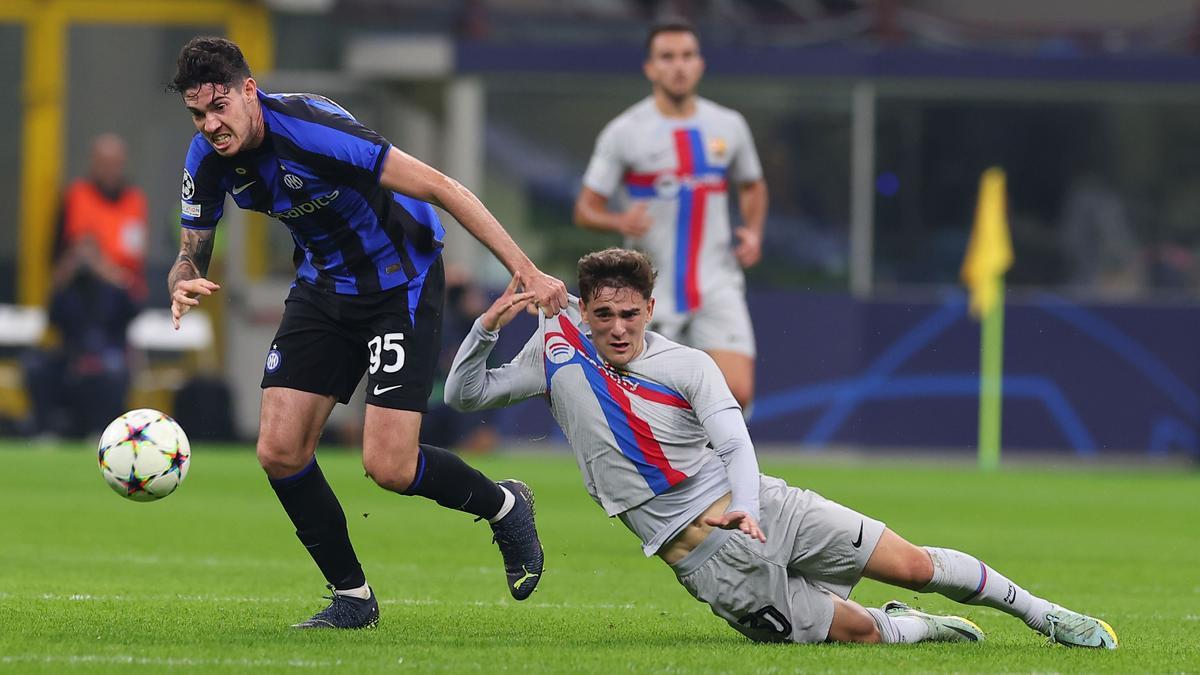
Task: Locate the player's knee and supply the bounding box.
[362,451,419,493]
[897,547,935,590]
[717,361,754,409]
[255,439,311,478]
[826,601,882,644]
[731,384,753,410]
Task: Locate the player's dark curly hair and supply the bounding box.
[577,248,657,303]
[645,18,699,56]
[167,36,252,94]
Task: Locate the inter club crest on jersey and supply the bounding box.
[265,347,282,373]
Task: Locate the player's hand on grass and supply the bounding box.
[482,273,538,331]
[170,278,220,330]
[617,202,652,239]
[734,227,762,268]
[705,510,766,543]
[521,268,568,318]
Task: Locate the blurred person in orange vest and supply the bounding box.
[22,134,146,438]
[57,133,148,300]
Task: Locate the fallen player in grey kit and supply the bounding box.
[445,247,1118,648]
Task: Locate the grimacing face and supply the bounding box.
[183,78,260,157]
[581,286,655,368]
[644,31,704,103]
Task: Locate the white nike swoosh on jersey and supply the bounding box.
[231,181,256,194]
[373,384,403,395]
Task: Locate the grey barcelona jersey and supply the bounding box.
[446,301,743,554]
[582,97,763,315]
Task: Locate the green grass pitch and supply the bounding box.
[0,442,1196,673]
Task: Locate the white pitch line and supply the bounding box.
[0,655,341,668]
[14,549,427,572]
[1,591,661,611]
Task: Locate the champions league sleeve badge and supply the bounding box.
[181,169,195,200]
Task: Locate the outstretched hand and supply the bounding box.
[704,510,766,543]
[522,268,568,318]
[481,273,538,332]
[170,277,220,330]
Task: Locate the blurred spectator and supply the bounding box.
[22,239,140,438]
[1149,174,1200,290]
[421,264,499,453]
[56,133,149,301]
[1058,173,1143,295]
[22,133,147,438]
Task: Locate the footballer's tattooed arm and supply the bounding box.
[168,228,220,329]
[169,227,216,288]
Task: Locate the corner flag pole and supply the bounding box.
[977,277,1005,470]
[961,168,1013,470]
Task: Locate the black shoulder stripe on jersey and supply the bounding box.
[260,94,389,149]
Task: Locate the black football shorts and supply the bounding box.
[260,258,444,412]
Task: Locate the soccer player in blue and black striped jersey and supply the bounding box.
[165,36,564,629]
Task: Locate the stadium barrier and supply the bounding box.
[0,304,213,422]
[491,290,1200,458]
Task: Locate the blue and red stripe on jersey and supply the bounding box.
[544,315,690,494]
[622,128,727,312]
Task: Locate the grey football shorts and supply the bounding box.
[651,284,756,358]
[671,475,886,643]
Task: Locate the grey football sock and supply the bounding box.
[922,547,1054,633]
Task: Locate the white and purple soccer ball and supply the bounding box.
[98,409,191,502]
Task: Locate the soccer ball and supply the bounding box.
[98,409,191,502]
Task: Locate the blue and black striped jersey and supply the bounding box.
[180,91,445,295]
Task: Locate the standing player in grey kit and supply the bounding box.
[444,248,1118,648]
[165,36,564,628]
[574,20,766,411]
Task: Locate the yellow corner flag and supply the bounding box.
[961,167,1013,470]
[960,168,1013,319]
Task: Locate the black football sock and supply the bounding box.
[269,458,366,591]
[401,444,505,520]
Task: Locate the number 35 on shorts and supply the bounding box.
[367,332,405,374]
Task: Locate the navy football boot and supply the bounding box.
[292,585,379,629]
[489,480,544,600]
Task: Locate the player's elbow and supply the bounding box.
[572,199,591,230]
[445,396,472,413]
[426,174,471,212]
[443,385,467,411]
[442,379,476,412]
[573,190,606,230]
